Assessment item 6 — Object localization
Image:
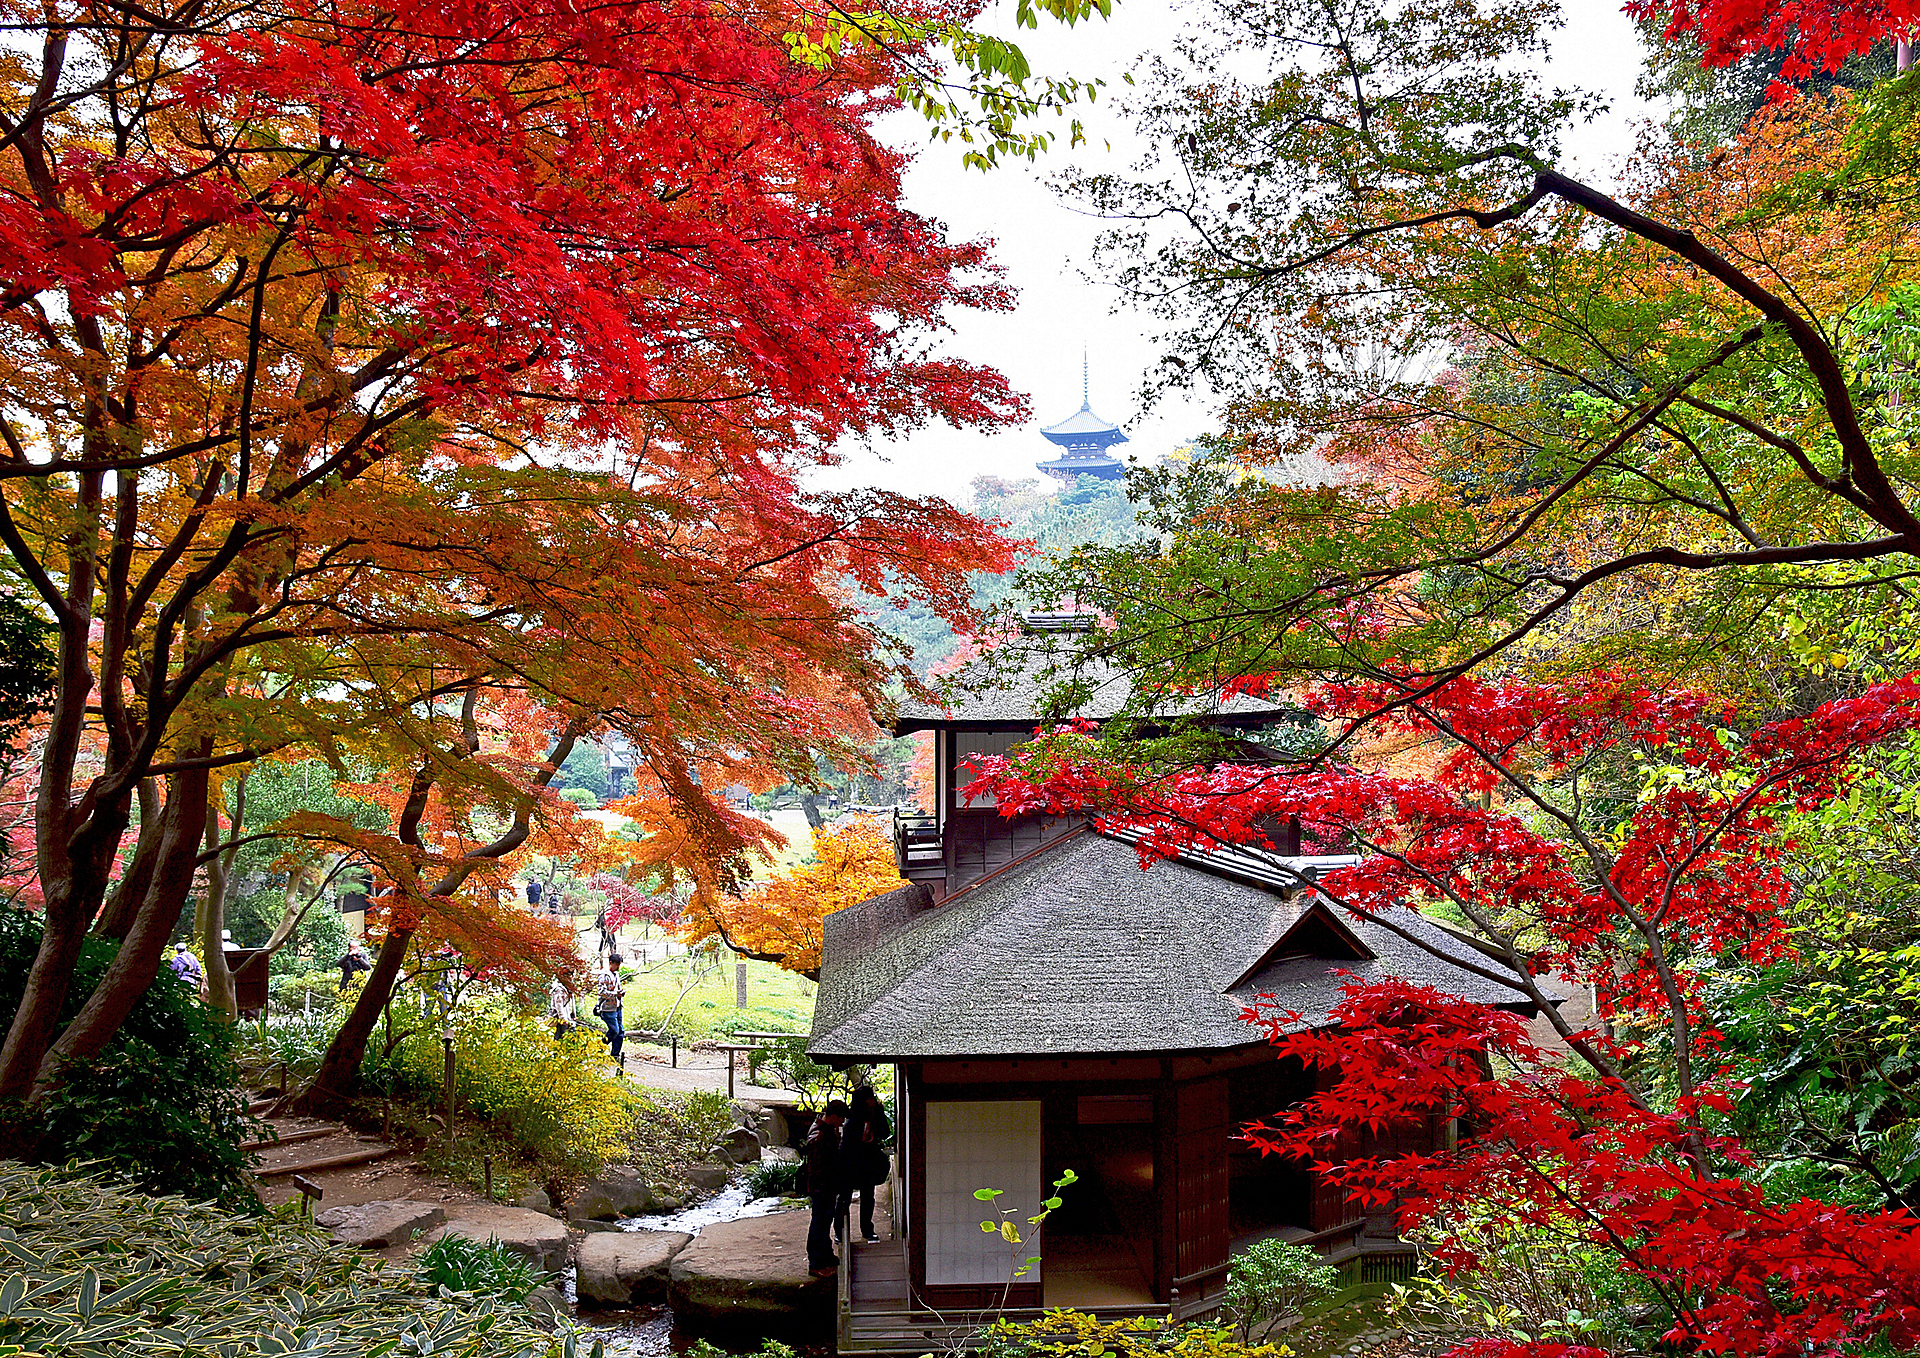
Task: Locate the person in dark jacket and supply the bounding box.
[804,1100,849,1275]
[836,1085,890,1243]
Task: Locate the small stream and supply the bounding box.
[619,1182,788,1237]
[573,1177,820,1358]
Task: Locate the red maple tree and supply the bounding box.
[966,672,1920,1357]
[0,0,1050,1128]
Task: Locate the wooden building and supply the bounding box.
[812,637,1555,1352]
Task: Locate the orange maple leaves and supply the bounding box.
[671,817,904,978]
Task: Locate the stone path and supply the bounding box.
[621,1048,796,1104]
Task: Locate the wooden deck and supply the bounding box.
[837,1241,1171,1355]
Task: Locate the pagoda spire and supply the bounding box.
[1038,351,1127,485]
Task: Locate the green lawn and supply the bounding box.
[619,951,815,1043]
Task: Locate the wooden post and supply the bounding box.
[292,1174,323,1217]
[727,1048,736,1099]
[441,1031,456,1153]
[671,1034,678,1067]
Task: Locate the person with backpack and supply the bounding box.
[804,1100,849,1276]
[836,1084,890,1243]
[169,940,203,994]
[593,952,626,1067]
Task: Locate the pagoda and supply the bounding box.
[1037,355,1127,484]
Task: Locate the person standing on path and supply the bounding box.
[594,953,626,1067]
[805,1100,849,1276]
[836,1084,890,1243]
[549,975,576,1040]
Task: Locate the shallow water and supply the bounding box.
[578,1177,813,1356]
[620,1180,788,1236]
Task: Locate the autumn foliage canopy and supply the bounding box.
[673,817,905,979]
[0,0,1032,1123]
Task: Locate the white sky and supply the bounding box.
[817,0,1667,505]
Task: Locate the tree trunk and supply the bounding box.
[0,907,89,1155]
[0,805,128,1115]
[93,779,161,940]
[29,766,211,1107]
[800,793,825,830]
[296,919,416,1115]
[200,803,238,1021]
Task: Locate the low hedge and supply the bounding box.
[0,1161,600,1358]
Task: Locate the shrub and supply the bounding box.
[980,1312,1296,1358]
[0,1160,591,1357]
[748,1157,803,1198]
[0,906,260,1208]
[745,1034,882,1108]
[1386,1213,1653,1352]
[391,1000,640,1178]
[628,1088,742,1189]
[270,968,348,1016]
[1220,1238,1340,1341]
[418,1232,544,1302]
[236,1008,343,1090]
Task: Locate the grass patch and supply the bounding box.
[619,953,815,1043]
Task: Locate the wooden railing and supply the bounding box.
[893,810,944,885]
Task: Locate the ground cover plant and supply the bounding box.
[979,1312,1296,1358]
[0,1161,591,1358]
[418,1234,545,1305]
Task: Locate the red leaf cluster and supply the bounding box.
[1630,0,1920,85]
[1243,979,1920,1358]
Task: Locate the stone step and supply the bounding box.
[240,1124,339,1152]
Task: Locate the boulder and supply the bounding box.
[514,1186,554,1215]
[758,1105,794,1149]
[669,1210,833,1323]
[710,1125,761,1165]
[576,1230,693,1308]
[569,1166,655,1221]
[314,1200,446,1250]
[523,1286,569,1330]
[425,1204,569,1274]
[763,1146,800,1165]
[684,1162,730,1191]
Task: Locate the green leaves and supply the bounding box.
[780,2,1106,170]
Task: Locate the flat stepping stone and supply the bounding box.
[668,1209,833,1321]
[315,1200,447,1249]
[425,1204,569,1274]
[576,1230,692,1307]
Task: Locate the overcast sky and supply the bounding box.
[816,0,1667,505]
